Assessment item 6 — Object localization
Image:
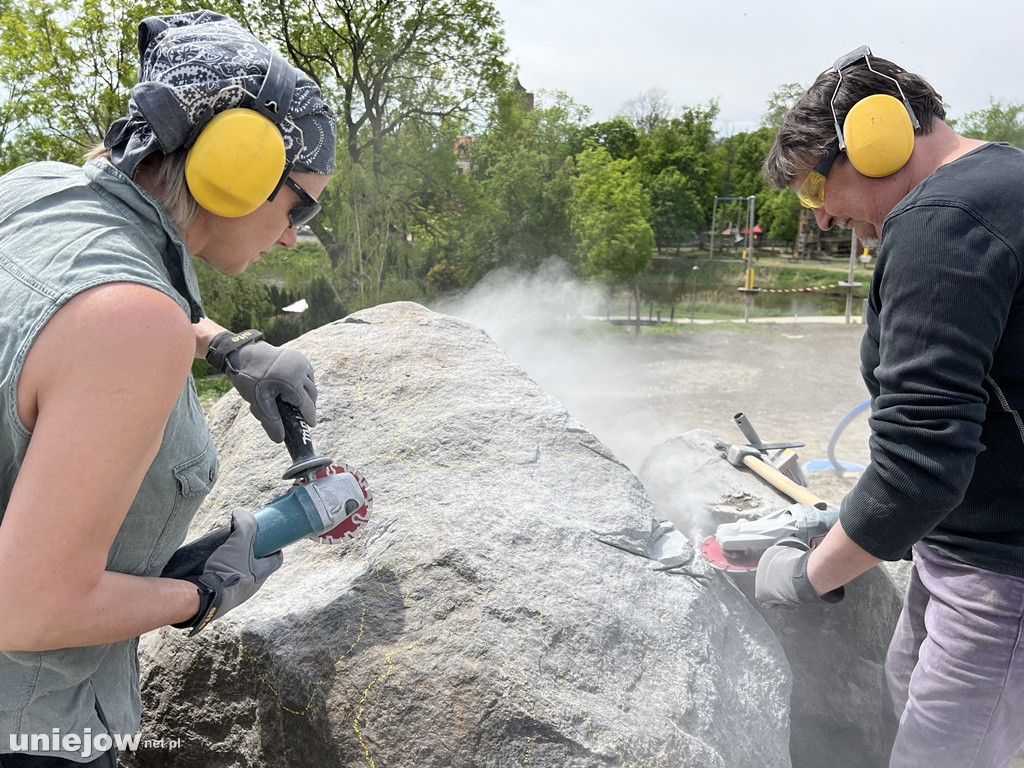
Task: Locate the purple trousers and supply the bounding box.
[886,542,1024,768]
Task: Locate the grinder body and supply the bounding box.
[251,469,365,557]
[161,402,370,581]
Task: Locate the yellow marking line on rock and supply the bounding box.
[353,652,396,768]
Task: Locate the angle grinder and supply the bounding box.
[700,502,837,572]
[161,400,372,580]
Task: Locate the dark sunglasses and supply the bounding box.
[283,176,322,229]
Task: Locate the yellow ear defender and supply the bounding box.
[184,53,297,218]
[843,94,916,177]
[831,46,920,178]
[185,109,287,217]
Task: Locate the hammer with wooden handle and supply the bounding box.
[716,441,828,510]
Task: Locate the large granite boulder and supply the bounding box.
[638,432,903,768]
[126,302,792,768]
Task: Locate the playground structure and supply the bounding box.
[707,195,756,261]
[707,195,867,324]
[709,195,760,321]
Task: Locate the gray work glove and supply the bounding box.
[206,329,316,442]
[172,509,284,636]
[754,537,845,607]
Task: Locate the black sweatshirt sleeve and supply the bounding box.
[840,201,1021,560]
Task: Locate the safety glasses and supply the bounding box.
[797,144,840,209]
[283,176,322,229]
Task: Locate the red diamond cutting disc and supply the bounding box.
[298,463,373,543]
[700,535,761,572]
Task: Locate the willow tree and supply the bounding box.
[237,0,509,305]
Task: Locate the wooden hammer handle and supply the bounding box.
[741,454,828,509]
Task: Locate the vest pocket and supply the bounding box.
[173,446,219,498]
[145,442,219,573]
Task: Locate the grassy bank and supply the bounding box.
[610,247,874,320]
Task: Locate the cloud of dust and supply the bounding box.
[432,259,642,461]
[434,258,605,348]
[432,258,716,534]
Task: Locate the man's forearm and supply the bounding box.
[807,519,883,594]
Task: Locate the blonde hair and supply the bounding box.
[85,144,200,232]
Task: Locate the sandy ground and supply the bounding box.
[505,319,873,504]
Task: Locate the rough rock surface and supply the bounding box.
[126,302,792,768]
[638,432,902,768]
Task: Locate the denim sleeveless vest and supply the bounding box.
[0,160,216,757]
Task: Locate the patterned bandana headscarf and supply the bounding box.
[104,10,335,179]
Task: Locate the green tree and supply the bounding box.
[317,113,479,307]
[582,117,639,160]
[326,138,416,303]
[450,88,586,282]
[301,274,346,330]
[0,0,243,172]
[0,0,151,169]
[237,0,510,304]
[194,260,276,332]
[239,0,507,174]
[760,187,801,242]
[761,82,805,130]
[569,143,654,337]
[635,101,720,248]
[954,98,1024,148]
[716,126,775,197]
[712,78,815,252]
[712,126,786,246]
[709,85,808,248]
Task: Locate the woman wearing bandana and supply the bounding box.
[0,11,336,766]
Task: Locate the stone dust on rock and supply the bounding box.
[714,491,763,511]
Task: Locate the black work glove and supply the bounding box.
[171,509,284,636]
[754,537,845,607]
[206,329,316,442]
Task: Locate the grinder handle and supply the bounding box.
[160,527,231,580]
[280,400,315,464]
[279,399,331,479]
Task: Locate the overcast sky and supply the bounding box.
[490,0,1023,133]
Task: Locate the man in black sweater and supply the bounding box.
[759,47,1024,768]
